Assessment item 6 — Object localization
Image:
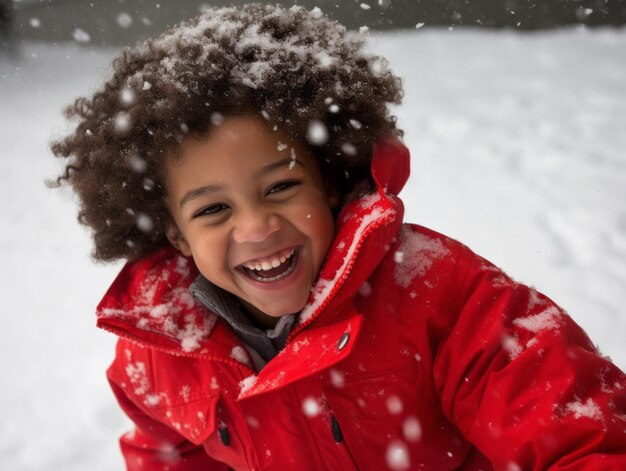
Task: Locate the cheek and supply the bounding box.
[188,232,229,274]
[301,206,336,251]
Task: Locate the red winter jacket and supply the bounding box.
[97,140,626,470]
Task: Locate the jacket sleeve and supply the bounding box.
[110,382,229,471]
[109,380,229,471]
[432,247,626,470]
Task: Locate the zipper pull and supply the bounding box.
[331,415,343,443]
[218,423,231,446]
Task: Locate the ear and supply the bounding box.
[166,222,192,257]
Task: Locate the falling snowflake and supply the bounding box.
[386,395,403,414]
[402,416,422,442]
[116,12,133,29]
[341,143,357,156]
[211,112,224,126]
[302,397,322,417]
[329,369,345,388]
[307,120,328,145]
[72,28,91,43]
[115,112,131,133]
[143,178,155,191]
[135,212,154,233]
[120,87,135,106]
[129,154,147,173]
[386,440,410,470]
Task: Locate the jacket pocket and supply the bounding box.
[324,363,471,470]
[201,398,260,471]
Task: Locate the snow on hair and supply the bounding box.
[51,3,403,262]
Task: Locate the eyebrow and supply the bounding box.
[255,157,305,178]
[179,157,305,209]
[179,183,223,209]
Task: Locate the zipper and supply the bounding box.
[330,414,362,469]
[287,202,397,343]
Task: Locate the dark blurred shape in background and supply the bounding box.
[4,0,626,48]
[0,0,17,56]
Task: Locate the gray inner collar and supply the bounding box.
[189,275,296,365]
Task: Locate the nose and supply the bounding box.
[232,206,281,244]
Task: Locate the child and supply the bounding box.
[52,4,625,470]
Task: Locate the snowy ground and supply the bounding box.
[1,26,625,470]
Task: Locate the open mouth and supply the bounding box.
[238,248,299,283]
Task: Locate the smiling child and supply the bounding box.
[164,116,338,329]
[52,4,626,470]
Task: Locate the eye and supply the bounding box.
[266,180,300,196]
[192,203,229,219]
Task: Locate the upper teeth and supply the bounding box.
[242,248,295,271]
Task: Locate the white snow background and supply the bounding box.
[1,26,625,470]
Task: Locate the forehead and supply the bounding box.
[164,115,318,185]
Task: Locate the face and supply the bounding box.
[164,116,339,328]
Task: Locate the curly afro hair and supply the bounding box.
[51,3,404,262]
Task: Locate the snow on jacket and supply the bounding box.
[97,139,626,470]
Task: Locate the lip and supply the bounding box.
[235,246,304,291]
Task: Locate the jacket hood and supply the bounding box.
[96,137,410,358]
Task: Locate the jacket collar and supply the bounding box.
[96,137,409,371]
[289,137,408,336]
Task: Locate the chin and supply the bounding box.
[263,299,308,318]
